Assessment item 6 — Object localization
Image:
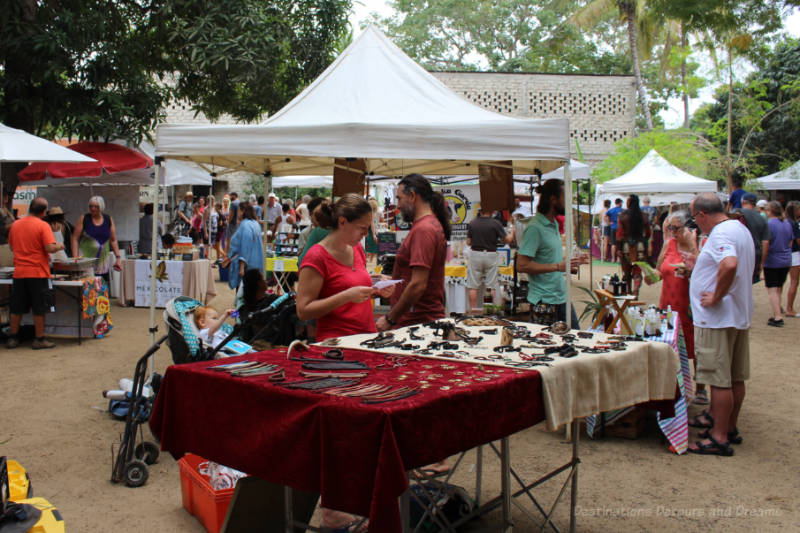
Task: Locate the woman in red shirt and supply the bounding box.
[296,194,395,342]
[295,194,394,530]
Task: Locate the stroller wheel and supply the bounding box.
[135,441,160,465]
[123,459,149,487]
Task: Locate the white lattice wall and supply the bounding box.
[432,72,637,165]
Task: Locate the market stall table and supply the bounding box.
[265,256,298,295]
[0,277,108,344]
[118,258,215,307]
[151,320,678,532]
[444,263,515,315]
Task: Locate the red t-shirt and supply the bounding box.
[390,214,447,326]
[9,215,56,279]
[301,243,377,341]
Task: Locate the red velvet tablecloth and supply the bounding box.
[150,347,545,533]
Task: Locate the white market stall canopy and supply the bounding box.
[755,160,800,190]
[593,149,717,213]
[155,25,570,177]
[139,142,212,186]
[272,175,333,188]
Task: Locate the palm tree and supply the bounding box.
[570,0,655,130]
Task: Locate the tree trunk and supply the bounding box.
[622,1,653,130]
[726,44,733,191]
[681,22,689,129]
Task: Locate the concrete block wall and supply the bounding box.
[431,72,637,165]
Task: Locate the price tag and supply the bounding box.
[273,259,285,271]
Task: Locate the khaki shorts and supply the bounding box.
[694,327,750,388]
[466,250,499,289]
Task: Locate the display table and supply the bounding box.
[0,277,107,343]
[118,259,216,307]
[265,256,298,294]
[151,320,678,532]
[444,263,514,315]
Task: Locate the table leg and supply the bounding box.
[590,306,607,330]
[400,475,411,533]
[76,286,82,345]
[284,486,293,533]
[569,419,580,533]
[475,445,483,506]
[501,437,512,532]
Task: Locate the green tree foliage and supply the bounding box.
[377,0,632,74]
[0,0,350,188]
[592,128,724,184]
[692,39,800,178]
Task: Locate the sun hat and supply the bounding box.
[268,192,278,199]
[48,206,64,216]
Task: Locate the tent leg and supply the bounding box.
[148,160,164,379]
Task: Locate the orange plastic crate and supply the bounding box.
[178,454,236,533]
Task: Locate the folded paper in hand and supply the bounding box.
[373,279,403,290]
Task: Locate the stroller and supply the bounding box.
[164,294,298,364]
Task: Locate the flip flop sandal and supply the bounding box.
[688,409,714,429]
[699,427,743,445]
[688,434,734,456]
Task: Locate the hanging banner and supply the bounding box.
[433,183,480,241]
[134,259,183,308]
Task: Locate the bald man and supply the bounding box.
[7,197,64,349]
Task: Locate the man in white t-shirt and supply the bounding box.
[684,192,754,457]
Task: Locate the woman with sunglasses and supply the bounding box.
[648,211,707,403]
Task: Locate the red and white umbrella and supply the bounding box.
[18,142,153,184]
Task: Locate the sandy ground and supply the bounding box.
[1,262,799,532]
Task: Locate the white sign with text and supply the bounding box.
[134,259,183,308]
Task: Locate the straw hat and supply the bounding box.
[48,206,64,216]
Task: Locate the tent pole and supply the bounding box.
[148,160,163,378]
[589,181,594,291]
[564,161,573,330]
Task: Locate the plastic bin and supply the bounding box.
[178,454,235,533]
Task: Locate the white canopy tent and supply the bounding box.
[272,175,333,188]
[152,24,577,353]
[755,160,800,190]
[155,26,570,177]
[592,149,717,213]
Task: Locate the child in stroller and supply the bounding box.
[194,306,236,349]
[164,297,243,363]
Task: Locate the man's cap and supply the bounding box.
[268,192,278,199]
[756,199,769,208]
[185,191,193,197]
[741,192,758,204]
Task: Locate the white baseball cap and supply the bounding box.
[268,192,278,199]
[756,199,768,208]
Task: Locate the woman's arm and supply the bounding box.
[295,266,374,321]
[72,215,84,257]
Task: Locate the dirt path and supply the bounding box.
[1,265,797,531]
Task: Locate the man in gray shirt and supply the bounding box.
[466,209,511,311]
[736,192,770,283]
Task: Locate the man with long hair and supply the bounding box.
[377,173,451,330]
[517,179,585,326]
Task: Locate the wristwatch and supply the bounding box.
[385,314,396,326]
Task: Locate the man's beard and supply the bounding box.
[555,203,565,215]
[400,204,415,222]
